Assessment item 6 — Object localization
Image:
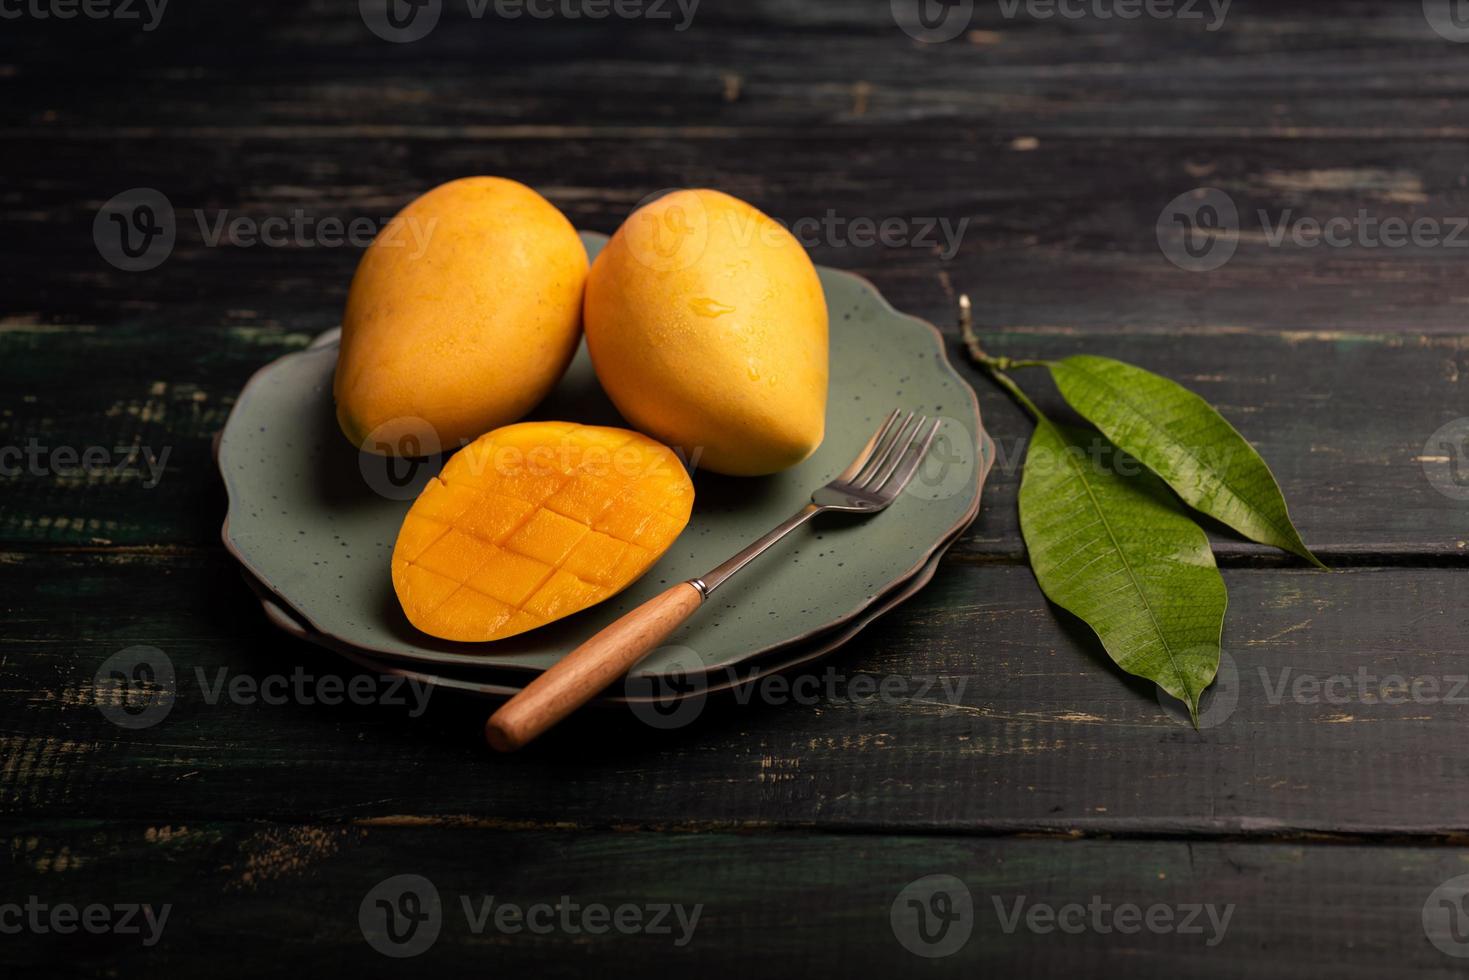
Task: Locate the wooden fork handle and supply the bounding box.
[485,583,705,752]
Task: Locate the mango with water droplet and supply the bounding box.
[392,421,694,642]
[584,189,828,476]
[335,177,588,456]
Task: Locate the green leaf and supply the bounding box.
[1047,355,1325,568]
[1019,420,1228,724]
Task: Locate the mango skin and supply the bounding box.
[584,189,828,477]
[392,421,694,643]
[335,177,588,456]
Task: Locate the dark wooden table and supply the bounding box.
[7,1,1469,975]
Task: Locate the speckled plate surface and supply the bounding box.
[218,232,989,678]
[236,479,980,703]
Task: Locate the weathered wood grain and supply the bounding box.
[1,320,1461,559]
[4,3,1468,972]
[11,134,1469,333]
[5,551,1469,835]
[7,819,1469,979]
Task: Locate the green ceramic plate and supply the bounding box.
[218,232,988,677]
[236,471,982,704]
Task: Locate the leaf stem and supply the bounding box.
[957,294,1050,421]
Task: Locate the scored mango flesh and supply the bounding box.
[392,421,695,642]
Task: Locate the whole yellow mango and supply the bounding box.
[584,189,828,476]
[335,177,588,456]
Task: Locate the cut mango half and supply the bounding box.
[391,421,695,642]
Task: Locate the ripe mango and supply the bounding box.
[584,189,828,477]
[391,421,694,642]
[335,177,588,456]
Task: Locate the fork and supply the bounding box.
[485,409,943,752]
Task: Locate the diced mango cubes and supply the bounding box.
[391,421,695,642]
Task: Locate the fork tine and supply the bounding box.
[874,418,942,498]
[861,413,928,490]
[853,412,916,487]
[834,409,903,483]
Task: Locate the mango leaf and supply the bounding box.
[1047,355,1325,568]
[1019,420,1228,724]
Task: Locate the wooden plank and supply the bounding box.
[10,132,1469,333]
[6,552,1469,835]
[0,317,1460,557]
[6,819,1469,978]
[4,1,1468,139]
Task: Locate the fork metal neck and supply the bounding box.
[690,503,824,599]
